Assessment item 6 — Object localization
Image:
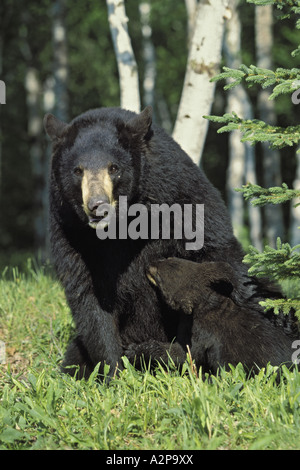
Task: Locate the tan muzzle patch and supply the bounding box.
[81,168,115,215]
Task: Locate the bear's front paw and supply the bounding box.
[124,343,142,362]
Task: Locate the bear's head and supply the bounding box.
[44,106,153,228]
[147,257,237,314]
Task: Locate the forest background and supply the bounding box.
[0,0,299,269]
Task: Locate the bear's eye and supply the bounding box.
[74,167,83,177]
[108,163,119,175]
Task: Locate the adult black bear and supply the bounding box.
[141,257,299,373]
[44,106,268,378]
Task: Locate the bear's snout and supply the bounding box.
[87,197,109,215]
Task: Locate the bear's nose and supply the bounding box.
[88,197,109,215]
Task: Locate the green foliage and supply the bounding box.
[244,238,300,280]
[205,111,300,150]
[247,0,300,44]
[209,65,300,98]
[243,239,300,315]
[237,182,300,207]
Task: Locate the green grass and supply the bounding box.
[1,262,300,450]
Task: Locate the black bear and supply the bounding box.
[138,257,299,373]
[44,106,273,378]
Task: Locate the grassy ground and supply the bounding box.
[0,262,300,450]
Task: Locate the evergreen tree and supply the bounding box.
[206,0,300,318]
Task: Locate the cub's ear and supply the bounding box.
[210,278,234,298]
[44,113,68,141]
[118,106,153,150]
[205,262,235,298]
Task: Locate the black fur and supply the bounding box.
[133,257,299,374]
[44,106,286,378]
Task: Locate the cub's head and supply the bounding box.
[147,258,237,314]
[44,106,153,228]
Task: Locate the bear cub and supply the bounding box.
[141,257,299,374]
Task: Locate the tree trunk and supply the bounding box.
[52,0,69,122]
[156,93,172,133]
[25,68,46,254]
[172,0,229,165]
[255,4,284,247]
[224,0,262,250]
[245,139,263,251]
[184,0,197,44]
[0,38,3,199]
[40,0,69,259]
[106,0,140,113]
[139,1,156,111]
[290,149,300,246]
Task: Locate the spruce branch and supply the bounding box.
[210,65,300,98]
[236,182,300,207]
[247,0,300,17]
[259,298,300,316]
[244,238,300,281]
[244,238,300,317]
[204,112,300,150]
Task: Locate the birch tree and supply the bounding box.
[184,0,197,44]
[224,0,262,249]
[106,0,140,113]
[172,0,230,165]
[139,1,156,110]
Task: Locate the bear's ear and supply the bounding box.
[210,278,234,298]
[118,106,153,150]
[127,106,153,139]
[44,113,68,141]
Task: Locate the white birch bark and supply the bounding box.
[184,0,197,43]
[106,0,140,113]
[172,0,229,165]
[255,4,284,247]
